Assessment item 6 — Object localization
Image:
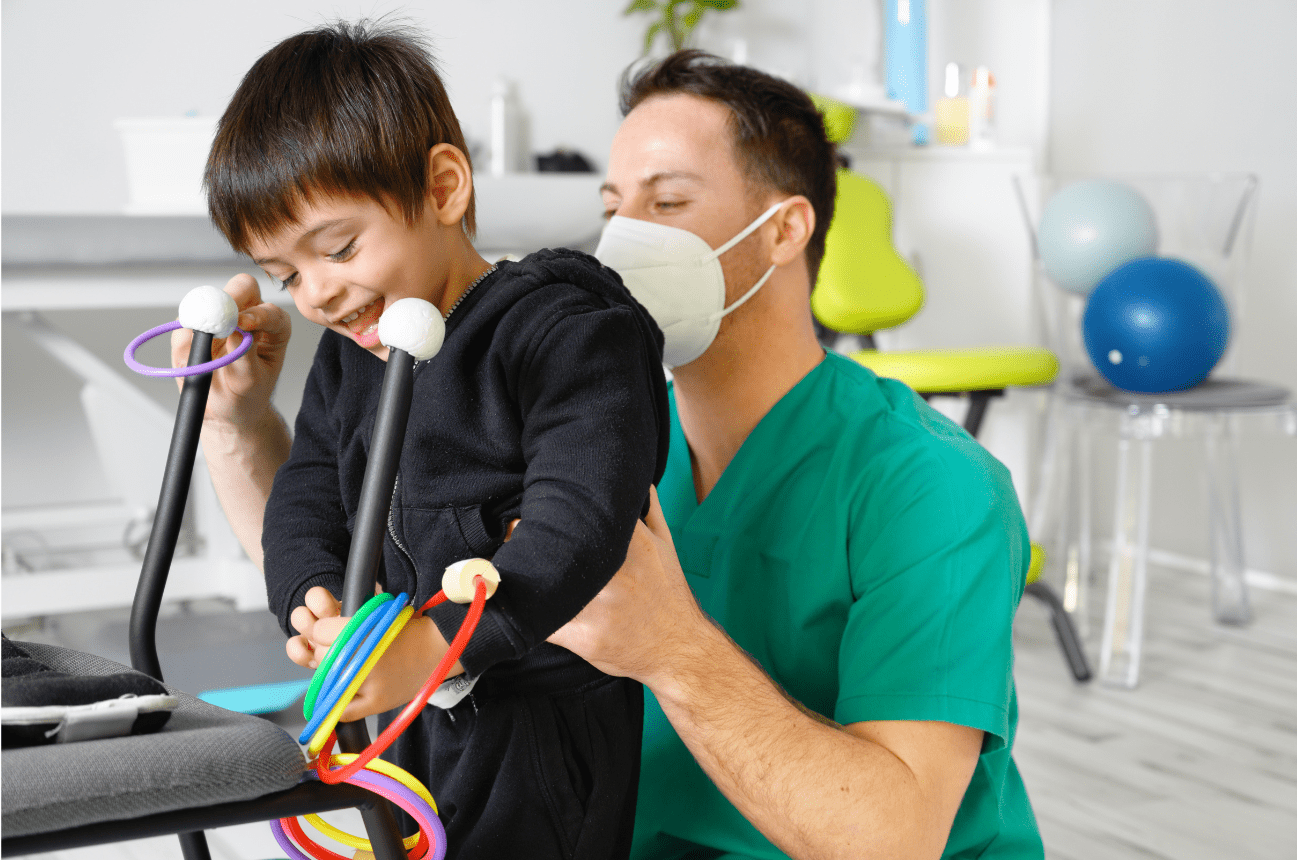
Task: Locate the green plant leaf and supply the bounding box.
[624,0,659,14]
[700,0,739,9]
[644,20,663,54]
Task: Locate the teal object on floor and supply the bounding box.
[198,679,311,715]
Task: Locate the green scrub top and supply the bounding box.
[633,352,1043,860]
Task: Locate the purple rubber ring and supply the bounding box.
[271,768,446,860]
[123,320,253,377]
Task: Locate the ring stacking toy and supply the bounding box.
[124,320,253,377]
[272,769,447,860]
[274,574,492,860]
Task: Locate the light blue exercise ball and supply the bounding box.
[1038,180,1159,295]
[1082,257,1230,393]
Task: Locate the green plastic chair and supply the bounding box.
[810,163,1090,681]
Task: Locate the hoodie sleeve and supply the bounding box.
[427,294,666,675]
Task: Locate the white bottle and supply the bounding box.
[969,66,995,149]
[489,79,522,175]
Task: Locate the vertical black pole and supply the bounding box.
[336,346,417,860]
[130,331,213,681]
[342,347,416,611]
[127,331,215,860]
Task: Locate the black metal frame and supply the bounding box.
[1,335,421,859]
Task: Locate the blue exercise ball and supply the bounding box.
[1038,180,1159,294]
[1082,258,1230,393]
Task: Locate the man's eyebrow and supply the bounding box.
[252,218,350,265]
[600,170,705,198]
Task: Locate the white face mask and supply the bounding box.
[595,201,785,368]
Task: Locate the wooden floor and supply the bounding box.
[1013,564,1297,860]
[10,563,1297,860]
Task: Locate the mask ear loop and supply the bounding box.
[702,200,788,323]
[705,264,776,324]
[706,200,788,261]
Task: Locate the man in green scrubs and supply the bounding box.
[550,51,1045,859]
[186,44,1043,859]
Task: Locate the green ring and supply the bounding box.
[302,592,394,719]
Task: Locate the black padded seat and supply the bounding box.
[2,642,307,839]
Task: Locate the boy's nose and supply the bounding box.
[298,271,347,311]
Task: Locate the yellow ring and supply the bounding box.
[301,754,437,851]
[306,606,413,756]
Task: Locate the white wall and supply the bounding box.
[4,0,1291,580]
[1047,0,1297,578]
[1,0,647,213]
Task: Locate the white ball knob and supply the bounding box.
[178,285,239,338]
[378,298,445,360]
[442,558,500,604]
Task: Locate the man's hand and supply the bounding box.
[170,272,291,428]
[287,586,463,722]
[549,486,712,686]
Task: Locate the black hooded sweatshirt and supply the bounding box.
[262,248,669,684]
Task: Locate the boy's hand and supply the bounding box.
[287,586,343,669]
[170,272,291,428]
[287,586,465,722]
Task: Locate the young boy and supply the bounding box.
[204,21,668,859]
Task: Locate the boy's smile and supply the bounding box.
[247,194,451,359]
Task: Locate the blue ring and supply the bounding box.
[298,593,410,744]
[299,594,408,743]
[310,598,395,716]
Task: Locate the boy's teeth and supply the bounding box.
[342,300,377,325]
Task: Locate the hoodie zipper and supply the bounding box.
[384,268,495,584]
[387,472,416,576]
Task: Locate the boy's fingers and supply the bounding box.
[286,635,316,668]
[290,604,318,635]
[311,615,347,648]
[304,586,342,619]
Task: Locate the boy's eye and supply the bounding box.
[328,240,357,262]
[277,272,299,290]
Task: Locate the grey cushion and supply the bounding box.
[1068,373,1291,411]
[2,642,307,838]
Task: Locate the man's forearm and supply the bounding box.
[200,410,292,572]
[648,622,948,860]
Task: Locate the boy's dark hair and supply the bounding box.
[206,20,473,254]
[620,50,837,282]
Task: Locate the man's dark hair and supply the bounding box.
[620,50,837,282]
[206,20,473,254]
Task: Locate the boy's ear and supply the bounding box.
[426,144,473,227]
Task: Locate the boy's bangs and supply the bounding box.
[206,127,422,254]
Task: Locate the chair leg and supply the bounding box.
[178,831,211,860]
[1099,422,1155,688]
[1204,414,1252,625]
[338,721,410,860]
[1025,581,1092,682]
[962,389,1004,437]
